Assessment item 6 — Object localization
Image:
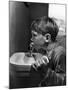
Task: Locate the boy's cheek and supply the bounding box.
[34,38,45,45]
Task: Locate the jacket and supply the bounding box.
[32,42,66,86]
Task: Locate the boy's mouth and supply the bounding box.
[30,42,34,48]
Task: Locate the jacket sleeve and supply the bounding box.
[39,46,66,86]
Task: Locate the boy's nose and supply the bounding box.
[31,37,34,41]
[31,35,35,41]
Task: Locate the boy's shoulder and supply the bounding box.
[54,44,65,55]
[52,43,66,62]
[48,42,65,53]
[47,42,65,60]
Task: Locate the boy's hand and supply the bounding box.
[32,55,49,71]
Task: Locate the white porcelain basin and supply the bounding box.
[10,52,36,66]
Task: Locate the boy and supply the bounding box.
[30,16,66,86]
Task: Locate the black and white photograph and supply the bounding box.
[9,0,66,89]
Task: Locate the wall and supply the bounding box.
[9,1,30,56]
[9,1,48,57]
[29,3,48,23]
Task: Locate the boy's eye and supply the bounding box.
[32,31,38,36]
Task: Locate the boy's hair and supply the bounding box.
[31,16,59,42]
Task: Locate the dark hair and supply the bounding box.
[31,16,59,42]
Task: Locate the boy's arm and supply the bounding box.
[39,46,66,86]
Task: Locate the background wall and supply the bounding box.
[9,1,48,57]
[9,1,30,56]
[29,3,48,23]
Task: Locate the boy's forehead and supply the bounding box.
[31,29,47,35]
[31,29,42,34]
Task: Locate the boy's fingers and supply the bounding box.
[42,56,49,64]
[32,64,38,71]
[42,59,46,64]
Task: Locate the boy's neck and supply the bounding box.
[33,41,58,53]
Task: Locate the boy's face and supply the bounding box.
[31,30,46,46]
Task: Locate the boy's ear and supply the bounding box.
[44,33,51,43]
